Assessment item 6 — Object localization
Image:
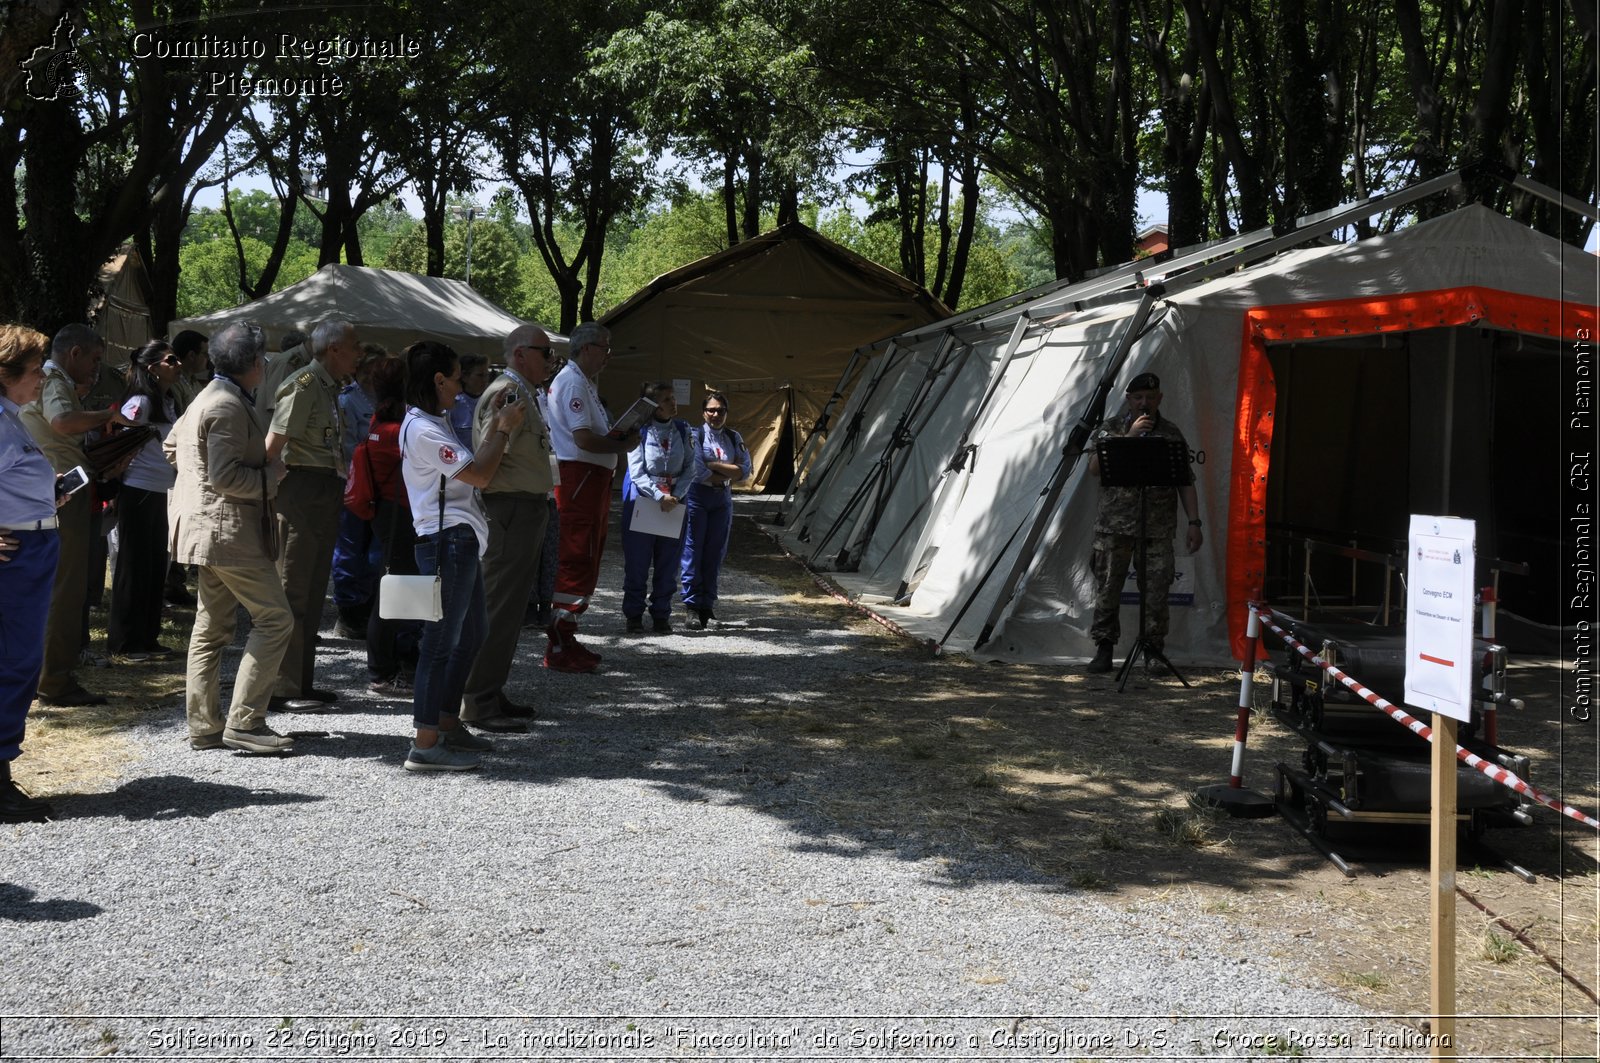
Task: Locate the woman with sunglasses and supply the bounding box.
[680,392,751,629]
[108,339,184,660]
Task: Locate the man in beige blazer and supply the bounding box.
[165,322,313,755]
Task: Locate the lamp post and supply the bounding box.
[447,205,477,286]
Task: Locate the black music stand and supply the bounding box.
[1094,435,1193,690]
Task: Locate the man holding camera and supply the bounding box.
[459,325,558,731]
[21,324,134,706]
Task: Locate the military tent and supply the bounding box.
[170,263,562,359]
[782,195,1599,666]
[600,223,949,492]
[89,244,156,364]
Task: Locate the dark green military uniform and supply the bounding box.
[268,358,345,698]
[260,343,310,420]
[1088,413,1193,651]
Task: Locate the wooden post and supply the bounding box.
[1429,712,1459,1058]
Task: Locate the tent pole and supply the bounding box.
[792,340,904,541]
[942,286,1166,652]
[775,344,868,524]
[840,337,977,571]
[815,334,956,568]
[891,315,1034,598]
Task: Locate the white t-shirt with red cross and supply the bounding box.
[400,406,489,555]
[545,362,616,469]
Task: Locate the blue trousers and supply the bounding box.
[331,506,380,610]
[680,483,733,611]
[620,495,685,619]
[411,524,485,731]
[0,530,59,760]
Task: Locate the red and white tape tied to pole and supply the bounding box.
[1251,602,1600,833]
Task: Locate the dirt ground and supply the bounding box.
[733,519,1600,1062]
[15,515,1598,1060]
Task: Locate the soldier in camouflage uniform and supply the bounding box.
[1086,372,1203,673]
[265,319,361,707]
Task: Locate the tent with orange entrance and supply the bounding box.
[780,190,1598,665]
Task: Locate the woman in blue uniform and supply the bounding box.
[620,382,693,633]
[0,325,64,822]
[679,391,751,629]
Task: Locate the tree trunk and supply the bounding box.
[18,98,93,332]
[722,157,740,246]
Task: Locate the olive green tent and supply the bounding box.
[600,223,950,493]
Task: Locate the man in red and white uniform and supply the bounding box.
[542,323,632,671]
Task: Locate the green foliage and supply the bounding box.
[176,236,317,319]
[596,193,731,310]
[381,217,523,312]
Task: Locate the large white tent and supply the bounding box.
[782,201,1599,665]
[171,264,564,358]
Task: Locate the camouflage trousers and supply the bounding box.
[1089,533,1175,649]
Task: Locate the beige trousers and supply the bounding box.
[186,563,293,736]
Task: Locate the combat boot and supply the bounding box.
[1086,641,1115,674]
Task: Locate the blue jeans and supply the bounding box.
[331,506,380,610]
[411,524,485,731]
[680,483,733,611]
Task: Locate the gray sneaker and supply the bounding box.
[189,732,225,750]
[222,725,295,754]
[404,742,480,772]
[442,726,493,752]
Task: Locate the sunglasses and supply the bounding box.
[157,355,183,366]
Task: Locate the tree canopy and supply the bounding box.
[1,0,1592,333]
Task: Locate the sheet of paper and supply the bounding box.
[630,496,688,539]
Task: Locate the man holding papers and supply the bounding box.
[620,383,694,634]
[543,323,635,672]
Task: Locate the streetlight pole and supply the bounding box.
[446,205,478,286]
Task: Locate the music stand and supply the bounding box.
[1094,435,1193,691]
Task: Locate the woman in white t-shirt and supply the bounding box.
[108,340,182,659]
[397,341,524,773]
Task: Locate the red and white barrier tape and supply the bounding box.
[1251,603,1600,833]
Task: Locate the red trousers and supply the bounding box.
[552,460,614,622]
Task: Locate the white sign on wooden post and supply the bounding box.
[1406,513,1474,1061]
[1405,515,1477,723]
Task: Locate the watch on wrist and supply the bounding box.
[1188,519,1202,527]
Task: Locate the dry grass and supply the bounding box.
[14,580,192,799]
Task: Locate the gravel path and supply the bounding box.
[0,515,1417,1060]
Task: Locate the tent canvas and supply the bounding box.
[170,264,561,359]
[600,223,950,492]
[90,244,156,365]
[783,204,1599,665]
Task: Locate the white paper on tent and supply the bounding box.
[673,379,691,405]
[630,498,688,539]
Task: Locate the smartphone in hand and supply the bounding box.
[55,464,90,499]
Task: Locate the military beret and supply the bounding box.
[1126,372,1160,392]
